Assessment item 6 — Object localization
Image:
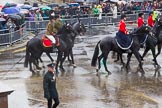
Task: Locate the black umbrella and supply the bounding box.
[47,3,59,8]
[17,13,25,18]
[29,7,39,11]
[8,14,22,20]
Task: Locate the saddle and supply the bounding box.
[42,36,53,47]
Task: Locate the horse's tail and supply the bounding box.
[24,42,30,67]
[91,41,100,67]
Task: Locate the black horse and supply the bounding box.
[91,25,151,75]
[24,23,74,73]
[142,17,162,68]
[24,21,86,73]
[38,20,86,65]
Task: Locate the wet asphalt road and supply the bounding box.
[0,26,162,108]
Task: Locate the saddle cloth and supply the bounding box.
[42,36,52,47]
[115,31,133,50]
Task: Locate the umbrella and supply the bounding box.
[21,4,32,10]
[20,9,29,14]
[40,6,52,11]
[118,0,127,5]
[8,14,22,20]
[59,3,69,8]
[69,3,80,7]
[17,13,25,18]
[29,7,39,11]
[3,3,17,9]
[2,7,20,14]
[80,5,91,8]
[0,18,6,22]
[47,3,59,8]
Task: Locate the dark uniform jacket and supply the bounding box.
[43,71,58,99]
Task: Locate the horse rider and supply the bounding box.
[117,14,131,52]
[46,15,57,48]
[118,14,129,35]
[137,12,145,28]
[147,11,154,27]
[53,14,63,46]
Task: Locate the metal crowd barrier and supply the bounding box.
[0,24,28,46]
[24,13,149,31]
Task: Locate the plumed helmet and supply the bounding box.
[121,14,126,19]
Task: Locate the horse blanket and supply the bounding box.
[42,36,52,47]
[115,31,133,50]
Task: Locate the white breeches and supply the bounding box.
[46,35,56,44]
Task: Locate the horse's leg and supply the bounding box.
[150,46,160,66]
[103,52,111,75]
[55,51,62,74]
[33,59,41,70]
[96,53,103,75]
[29,57,35,73]
[142,46,150,60]
[39,57,45,68]
[119,53,125,66]
[114,53,120,62]
[126,53,132,72]
[155,43,162,58]
[46,52,54,62]
[69,49,76,67]
[133,50,145,75]
[59,52,68,72]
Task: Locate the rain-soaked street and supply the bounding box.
[0,26,162,108]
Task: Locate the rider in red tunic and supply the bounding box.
[119,14,129,35]
[137,13,145,28]
[147,12,154,27]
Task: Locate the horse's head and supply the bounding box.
[73,21,86,36]
[136,25,151,34]
[155,15,162,26]
[63,22,73,33]
[78,22,86,35]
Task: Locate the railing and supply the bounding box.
[25,12,149,31]
[0,23,28,46]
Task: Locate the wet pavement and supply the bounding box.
[0,26,162,108]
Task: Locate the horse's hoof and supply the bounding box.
[114,60,119,62]
[96,69,99,72]
[139,68,145,75]
[108,71,112,75]
[37,67,42,70]
[157,65,161,69]
[126,65,130,71]
[59,67,65,72]
[72,64,77,68]
[55,70,59,74]
[30,70,36,74]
